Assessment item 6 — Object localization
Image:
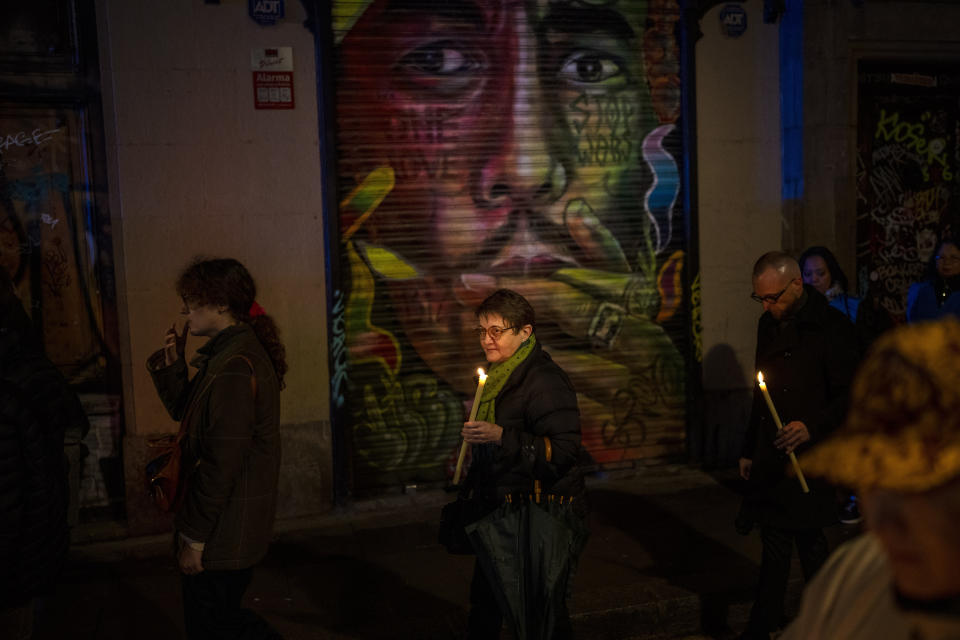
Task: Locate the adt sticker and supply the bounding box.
[719,4,748,38]
[249,0,284,26]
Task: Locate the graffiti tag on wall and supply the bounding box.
[0,108,113,382]
[856,66,960,321]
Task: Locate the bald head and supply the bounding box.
[752,251,805,320]
[753,251,801,281]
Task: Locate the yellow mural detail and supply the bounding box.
[656,250,685,324]
[359,244,421,281]
[341,166,395,243]
[342,167,402,376]
[333,0,377,44]
[690,271,703,363]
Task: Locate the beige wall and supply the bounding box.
[696,2,783,390]
[96,0,331,532]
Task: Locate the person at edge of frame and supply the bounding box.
[782,318,960,640]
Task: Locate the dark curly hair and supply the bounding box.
[176,258,287,388]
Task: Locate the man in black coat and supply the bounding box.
[738,252,860,639]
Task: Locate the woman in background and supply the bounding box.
[800,246,860,322]
[799,246,865,526]
[906,238,960,323]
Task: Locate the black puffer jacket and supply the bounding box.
[467,340,586,512]
[0,320,84,606]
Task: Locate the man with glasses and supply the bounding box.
[737,252,860,639]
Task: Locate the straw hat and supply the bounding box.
[802,317,960,492]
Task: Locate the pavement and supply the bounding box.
[32,465,863,640]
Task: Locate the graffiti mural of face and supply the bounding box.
[338,0,685,462]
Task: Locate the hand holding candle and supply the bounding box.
[757,372,810,493]
[453,368,487,485]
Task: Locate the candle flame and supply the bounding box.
[757,371,765,384]
[477,367,487,381]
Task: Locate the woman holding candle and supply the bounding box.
[459,288,585,640]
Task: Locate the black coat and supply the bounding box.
[0,321,85,606]
[467,340,586,511]
[742,286,860,530]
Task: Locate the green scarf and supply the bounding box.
[473,333,536,424]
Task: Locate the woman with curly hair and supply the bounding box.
[147,257,286,639]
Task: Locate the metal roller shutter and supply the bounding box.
[856,61,960,323]
[327,0,691,495]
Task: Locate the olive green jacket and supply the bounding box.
[148,324,281,570]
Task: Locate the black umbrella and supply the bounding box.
[466,495,589,640]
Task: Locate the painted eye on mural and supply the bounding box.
[397,41,482,77]
[558,51,625,86]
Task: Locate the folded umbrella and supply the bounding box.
[466,496,588,640]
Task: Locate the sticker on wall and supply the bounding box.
[249,0,284,26]
[251,47,294,110]
[719,4,748,38]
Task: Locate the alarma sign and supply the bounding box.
[251,47,294,110]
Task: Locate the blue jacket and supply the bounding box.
[828,294,859,322]
[906,280,960,323]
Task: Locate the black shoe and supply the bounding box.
[840,496,863,524]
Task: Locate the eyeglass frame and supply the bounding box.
[935,254,960,264]
[750,283,792,304]
[474,325,519,341]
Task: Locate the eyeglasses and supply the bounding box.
[474,326,517,341]
[750,284,790,304]
[936,255,960,264]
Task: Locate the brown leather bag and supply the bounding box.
[145,355,257,512]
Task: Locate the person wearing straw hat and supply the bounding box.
[780,318,960,640]
[739,252,861,639]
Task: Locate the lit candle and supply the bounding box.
[757,372,810,493]
[453,368,487,485]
